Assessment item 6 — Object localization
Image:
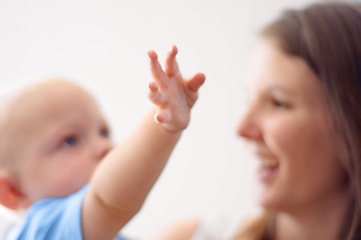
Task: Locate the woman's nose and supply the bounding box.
[237,108,262,141]
[94,137,113,160]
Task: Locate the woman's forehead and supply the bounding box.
[245,39,321,96]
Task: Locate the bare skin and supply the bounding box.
[153,40,350,240]
[0,46,205,240]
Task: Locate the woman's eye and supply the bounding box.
[272,99,289,108]
[63,136,77,147]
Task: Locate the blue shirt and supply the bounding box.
[6,184,127,240]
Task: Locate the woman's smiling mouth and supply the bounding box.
[257,158,279,183]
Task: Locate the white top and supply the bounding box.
[0,208,19,240]
[191,214,244,240]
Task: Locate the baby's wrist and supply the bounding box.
[157,122,187,133]
[153,109,190,133]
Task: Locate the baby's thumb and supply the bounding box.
[187,73,205,92]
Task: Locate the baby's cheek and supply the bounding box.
[22,180,46,203]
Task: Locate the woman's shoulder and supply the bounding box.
[153,213,251,240]
[191,214,268,240]
[152,218,199,240]
[191,213,246,240]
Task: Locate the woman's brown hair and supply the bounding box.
[243,3,361,240]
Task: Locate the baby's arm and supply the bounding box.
[82,46,205,240]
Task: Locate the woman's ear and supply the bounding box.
[0,177,25,210]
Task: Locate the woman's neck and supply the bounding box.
[275,185,352,240]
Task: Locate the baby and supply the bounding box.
[0,46,205,240]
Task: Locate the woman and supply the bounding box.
[155,3,361,240]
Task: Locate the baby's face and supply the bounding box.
[5,80,113,204]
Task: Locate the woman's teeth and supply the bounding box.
[259,159,279,169]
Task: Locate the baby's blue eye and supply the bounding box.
[100,129,109,138]
[63,137,77,147]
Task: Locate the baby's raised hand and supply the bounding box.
[148,46,205,132]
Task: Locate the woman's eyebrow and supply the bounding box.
[267,85,294,96]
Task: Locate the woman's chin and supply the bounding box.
[255,187,280,210]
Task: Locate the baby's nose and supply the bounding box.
[94,137,113,160]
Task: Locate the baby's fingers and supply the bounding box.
[187,73,206,92]
[165,45,180,78]
[154,110,171,124]
[148,82,167,107]
[148,50,167,89]
[148,81,158,92]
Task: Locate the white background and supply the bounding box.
[0,0,332,238]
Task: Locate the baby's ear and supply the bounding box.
[0,177,25,210]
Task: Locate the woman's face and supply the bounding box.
[237,39,349,212]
